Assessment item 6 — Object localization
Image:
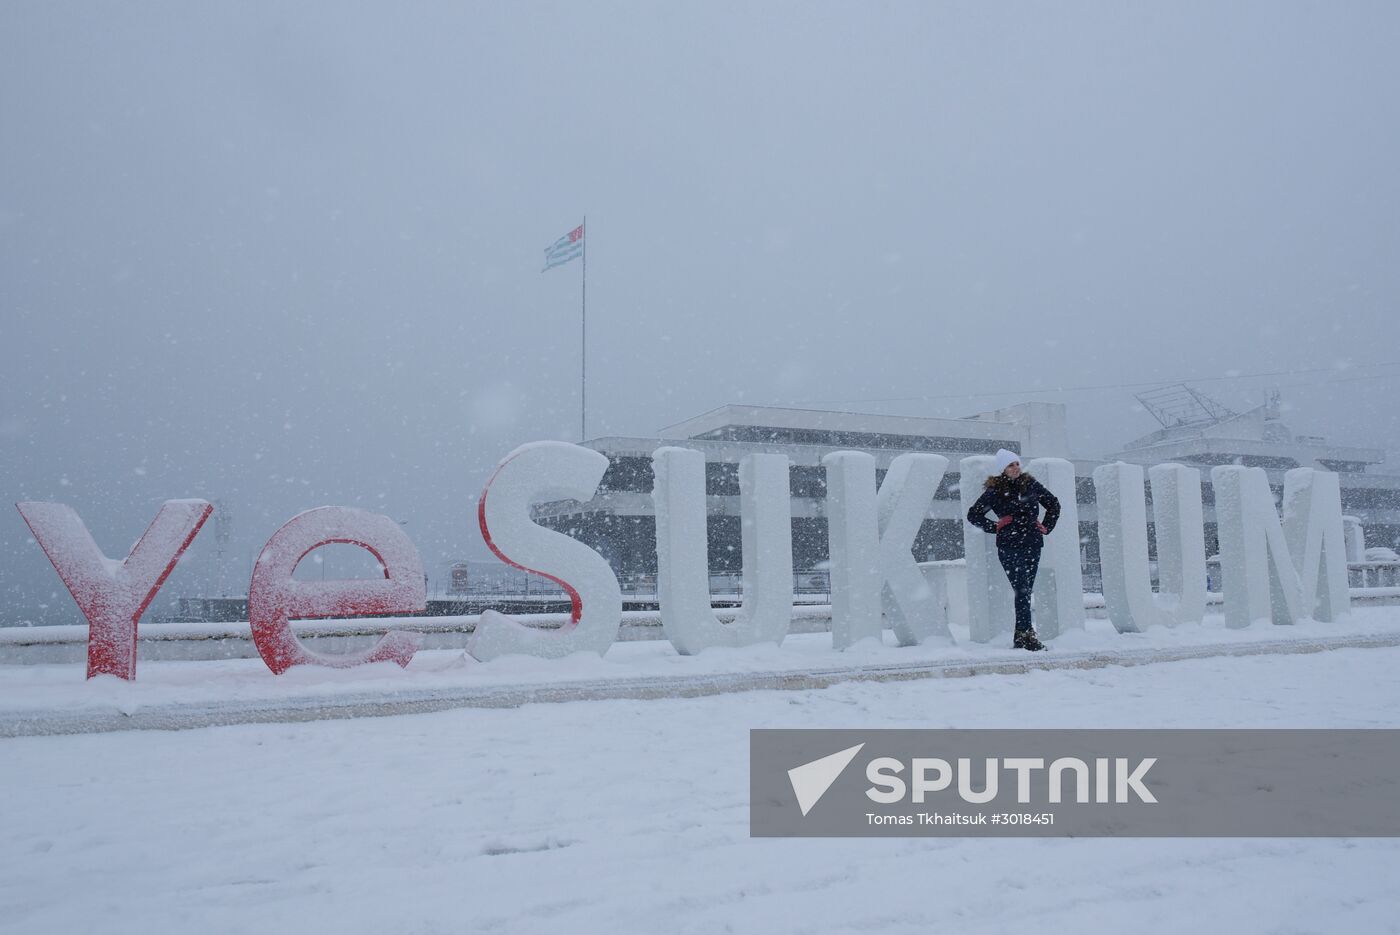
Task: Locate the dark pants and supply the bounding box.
[997,537,1043,633]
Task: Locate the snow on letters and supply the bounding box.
[1094,462,1177,634]
[652,447,793,654]
[875,453,953,646]
[1094,462,1216,632]
[16,499,212,680]
[468,441,623,662]
[1212,466,1307,628]
[247,506,425,673]
[1282,468,1350,623]
[819,450,952,650]
[16,442,1354,681]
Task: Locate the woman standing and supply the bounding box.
[966,449,1061,651]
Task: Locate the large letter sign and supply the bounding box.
[247,507,424,673]
[1282,468,1351,623]
[16,438,1359,683]
[17,499,212,680]
[1211,466,1305,628]
[652,447,793,654]
[823,451,950,649]
[1026,458,1085,638]
[469,442,623,661]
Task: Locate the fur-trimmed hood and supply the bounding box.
[984,471,1037,491]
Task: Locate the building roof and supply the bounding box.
[657,404,1024,444]
[1111,400,1384,469]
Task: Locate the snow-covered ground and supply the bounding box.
[3,631,1400,933]
[4,607,1400,732]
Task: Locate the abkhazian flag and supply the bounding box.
[542,223,584,271]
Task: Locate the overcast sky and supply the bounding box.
[3,1,1399,617]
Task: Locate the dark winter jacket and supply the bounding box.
[966,473,1061,546]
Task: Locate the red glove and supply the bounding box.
[994,516,1012,532]
[1036,523,1048,535]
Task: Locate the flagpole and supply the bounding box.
[580,215,587,442]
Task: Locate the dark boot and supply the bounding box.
[1013,629,1045,651]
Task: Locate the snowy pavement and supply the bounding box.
[3,637,1400,934]
[2,607,1400,736]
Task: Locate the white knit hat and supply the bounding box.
[993,448,1021,475]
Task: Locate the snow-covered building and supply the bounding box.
[1108,388,1385,474]
[534,391,1400,587]
[1104,387,1400,553]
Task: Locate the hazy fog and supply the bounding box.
[3,1,1399,618]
